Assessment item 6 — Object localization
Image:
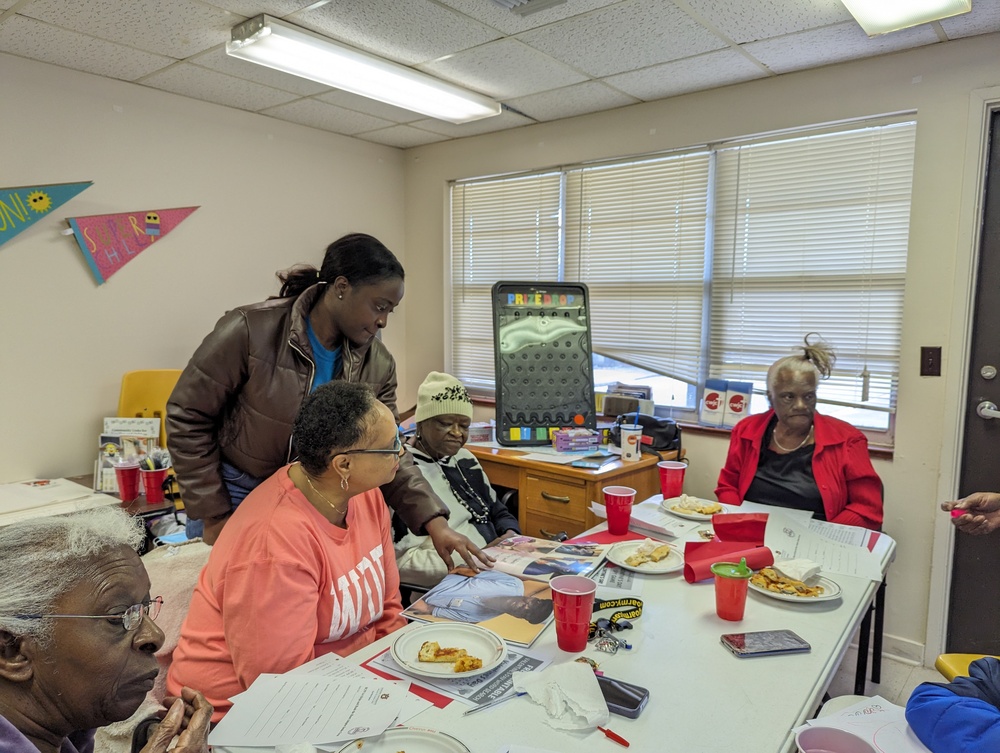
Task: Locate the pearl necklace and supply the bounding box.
[301,468,347,515]
[771,425,814,453]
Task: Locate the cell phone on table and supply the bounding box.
[720,629,811,658]
[597,674,650,718]
[571,452,617,469]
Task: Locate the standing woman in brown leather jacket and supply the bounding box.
[166,233,490,571]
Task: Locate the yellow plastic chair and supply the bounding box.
[117,369,183,509]
[935,653,1000,681]
[117,369,182,448]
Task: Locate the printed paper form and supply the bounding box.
[764,511,883,581]
[287,653,432,729]
[207,675,404,747]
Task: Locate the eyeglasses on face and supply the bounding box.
[334,432,406,459]
[12,596,163,632]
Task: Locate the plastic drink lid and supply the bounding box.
[711,560,752,579]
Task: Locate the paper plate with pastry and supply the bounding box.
[662,494,726,521]
[390,622,506,679]
[606,539,683,574]
[748,566,843,603]
[334,726,471,752]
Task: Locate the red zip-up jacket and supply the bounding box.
[715,410,883,530]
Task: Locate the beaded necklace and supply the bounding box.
[415,440,490,525]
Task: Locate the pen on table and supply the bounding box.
[597,725,630,748]
[462,691,526,716]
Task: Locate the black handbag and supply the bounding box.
[609,413,682,458]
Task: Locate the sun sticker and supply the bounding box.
[26,191,52,213]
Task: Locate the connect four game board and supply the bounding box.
[492,281,597,446]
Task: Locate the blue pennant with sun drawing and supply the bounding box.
[0,182,93,249]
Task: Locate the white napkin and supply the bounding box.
[772,558,821,582]
[512,662,609,730]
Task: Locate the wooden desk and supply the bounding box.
[467,445,670,540]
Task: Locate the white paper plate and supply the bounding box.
[748,575,843,603]
[661,496,726,521]
[335,727,471,753]
[605,541,683,574]
[390,623,506,679]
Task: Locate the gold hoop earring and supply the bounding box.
[340,477,349,491]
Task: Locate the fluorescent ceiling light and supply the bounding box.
[841,0,972,35]
[227,15,501,124]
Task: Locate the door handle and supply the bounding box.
[977,401,1000,419]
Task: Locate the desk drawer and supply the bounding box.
[523,510,588,541]
[524,473,587,523]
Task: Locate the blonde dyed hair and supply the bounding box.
[766,333,836,393]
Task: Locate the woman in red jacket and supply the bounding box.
[715,336,882,530]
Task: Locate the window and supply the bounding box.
[449,118,915,444]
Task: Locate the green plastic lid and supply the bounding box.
[711,558,752,579]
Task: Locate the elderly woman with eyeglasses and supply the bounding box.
[715,335,883,530]
[167,381,407,720]
[0,507,212,753]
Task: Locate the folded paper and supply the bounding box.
[683,512,773,582]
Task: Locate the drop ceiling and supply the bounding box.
[1,0,997,148]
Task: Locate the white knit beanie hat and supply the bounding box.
[415,372,473,423]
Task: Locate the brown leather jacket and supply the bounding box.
[165,284,447,531]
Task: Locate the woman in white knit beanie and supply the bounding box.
[395,372,520,588]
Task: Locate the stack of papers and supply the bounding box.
[0,478,119,526]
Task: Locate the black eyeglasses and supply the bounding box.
[334,432,406,459]
[13,596,163,632]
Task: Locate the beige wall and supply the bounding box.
[0,54,407,482]
[403,34,1000,662]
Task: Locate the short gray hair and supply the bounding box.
[0,506,146,641]
[766,333,836,393]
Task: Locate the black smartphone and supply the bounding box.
[570,451,617,469]
[597,674,650,718]
[720,629,811,658]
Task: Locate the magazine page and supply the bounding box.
[401,567,555,647]
[483,535,607,581]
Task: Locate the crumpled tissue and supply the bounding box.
[512,662,609,730]
[772,558,821,582]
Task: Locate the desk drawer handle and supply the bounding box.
[540,491,571,504]
[540,528,569,541]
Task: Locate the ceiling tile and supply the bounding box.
[743,21,940,74]
[315,91,422,123]
[0,14,173,81]
[411,109,534,137]
[142,63,300,111]
[420,38,587,99]
[939,3,1000,39]
[201,1,317,17]
[189,46,330,96]
[517,0,727,77]
[262,98,396,134]
[681,0,852,44]
[507,80,639,121]
[435,0,620,35]
[20,0,239,59]
[355,125,449,148]
[292,0,500,66]
[604,48,768,100]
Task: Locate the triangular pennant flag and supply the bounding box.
[67,206,199,284]
[0,182,92,249]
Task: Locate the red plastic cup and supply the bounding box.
[550,575,598,652]
[114,463,141,503]
[604,485,636,535]
[140,468,169,504]
[711,561,752,621]
[658,460,687,499]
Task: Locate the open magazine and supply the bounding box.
[400,536,606,647]
[483,535,607,582]
[402,568,554,647]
